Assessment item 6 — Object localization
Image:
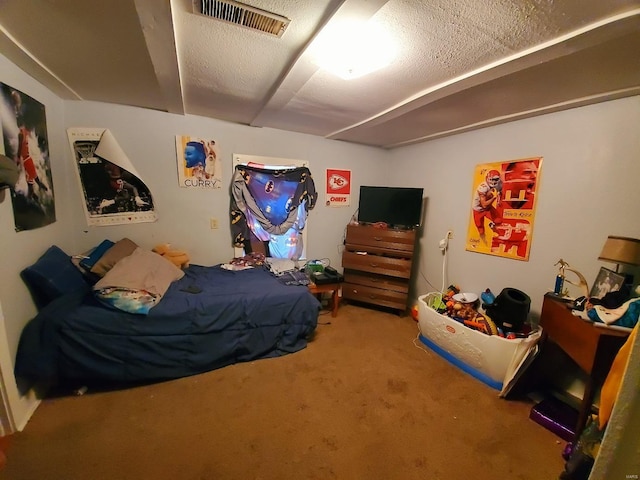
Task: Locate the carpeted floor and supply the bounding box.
[1,303,565,479]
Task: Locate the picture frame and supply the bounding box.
[589,267,625,299]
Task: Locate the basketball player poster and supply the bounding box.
[175,135,222,189]
[465,157,542,261]
[0,83,56,232]
[67,127,157,226]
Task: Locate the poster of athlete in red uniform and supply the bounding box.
[466,157,542,261]
[0,83,55,231]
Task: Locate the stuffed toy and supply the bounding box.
[152,244,190,269]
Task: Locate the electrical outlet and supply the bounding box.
[210,218,219,229]
[439,229,453,252]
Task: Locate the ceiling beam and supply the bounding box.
[0,23,82,100]
[134,0,185,115]
[387,86,640,149]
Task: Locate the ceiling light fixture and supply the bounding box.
[310,20,396,80]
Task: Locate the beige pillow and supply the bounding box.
[93,247,185,297]
[90,238,138,277]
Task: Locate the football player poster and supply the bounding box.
[465,157,542,261]
[0,83,56,232]
[325,168,351,207]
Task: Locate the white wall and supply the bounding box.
[388,97,640,317]
[63,101,388,268]
[387,96,640,479]
[0,53,75,429]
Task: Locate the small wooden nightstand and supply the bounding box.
[308,282,340,317]
[539,294,629,440]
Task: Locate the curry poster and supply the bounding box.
[466,157,542,261]
[175,136,221,189]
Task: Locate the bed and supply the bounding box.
[15,242,320,387]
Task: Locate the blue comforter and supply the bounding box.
[15,265,320,385]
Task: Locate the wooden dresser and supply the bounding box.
[341,223,418,313]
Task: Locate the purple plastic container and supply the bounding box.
[529,397,579,442]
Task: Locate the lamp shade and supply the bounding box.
[598,236,640,266]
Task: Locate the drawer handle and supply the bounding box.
[373,236,382,241]
[368,294,378,299]
[369,263,378,267]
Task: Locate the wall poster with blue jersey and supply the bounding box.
[175,135,221,189]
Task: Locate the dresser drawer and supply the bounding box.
[342,252,412,279]
[342,282,408,311]
[344,271,408,294]
[345,224,415,255]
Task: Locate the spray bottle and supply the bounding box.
[554,259,568,296]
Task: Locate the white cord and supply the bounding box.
[419,270,441,294]
[412,329,433,355]
[417,233,450,297]
[441,243,448,294]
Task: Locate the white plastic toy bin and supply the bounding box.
[416,292,540,391]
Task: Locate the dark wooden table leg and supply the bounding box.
[575,377,595,441]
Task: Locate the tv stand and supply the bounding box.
[341,223,418,314]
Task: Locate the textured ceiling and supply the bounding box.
[1,0,639,149]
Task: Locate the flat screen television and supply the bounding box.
[357,186,424,228]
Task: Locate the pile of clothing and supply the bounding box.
[586,285,640,328]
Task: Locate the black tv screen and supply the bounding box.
[357,186,424,228]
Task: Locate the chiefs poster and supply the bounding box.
[325,169,351,207]
[466,157,542,261]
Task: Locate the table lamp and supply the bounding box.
[598,236,640,288]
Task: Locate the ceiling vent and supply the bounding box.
[194,0,290,37]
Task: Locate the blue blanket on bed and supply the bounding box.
[15,265,320,385]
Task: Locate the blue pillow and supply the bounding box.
[22,245,89,308]
[79,239,114,271]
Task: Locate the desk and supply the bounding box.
[308,282,340,317]
[539,295,629,440]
